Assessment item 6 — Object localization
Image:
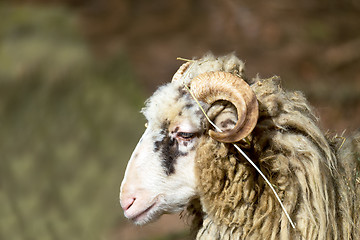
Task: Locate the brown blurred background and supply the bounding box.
[1,0,359,240]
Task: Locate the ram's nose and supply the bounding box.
[119,184,137,211]
[120,196,136,211]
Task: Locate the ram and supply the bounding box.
[120,54,359,239]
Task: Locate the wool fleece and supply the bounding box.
[191,76,359,240]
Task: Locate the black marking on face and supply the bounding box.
[161,135,180,175]
[175,86,188,102]
[154,140,161,152]
[153,121,189,175]
[185,103,194,109]
[154,121,170,153]
[172,126,179,134]
[178,86,187,98]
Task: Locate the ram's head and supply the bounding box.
[119,55,258,225]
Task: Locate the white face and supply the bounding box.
[120,120,201,225]
[119,83,205,225]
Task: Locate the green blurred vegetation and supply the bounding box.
[0,5,146,240]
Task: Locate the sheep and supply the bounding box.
[119,53,360,239]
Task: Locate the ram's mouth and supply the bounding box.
[126,201,158,225]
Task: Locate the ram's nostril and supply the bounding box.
[121,197,136,211]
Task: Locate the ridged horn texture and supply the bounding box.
[171,62,191,82]
[190,71,259,143]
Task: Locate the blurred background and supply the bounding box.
[0,1,359,240]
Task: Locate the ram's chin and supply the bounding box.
[128,204,164,226]
[128,201,187,225]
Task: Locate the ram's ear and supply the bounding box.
[206,100,238,133]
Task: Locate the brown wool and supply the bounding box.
[189,73,359,239]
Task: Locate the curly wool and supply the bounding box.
[191,76,359,239]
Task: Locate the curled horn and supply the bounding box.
[171,62,191,82]
[190,71,258,143]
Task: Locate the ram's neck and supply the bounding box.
[194,137,293,239]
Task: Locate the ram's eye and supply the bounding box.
[177,132,196,140]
